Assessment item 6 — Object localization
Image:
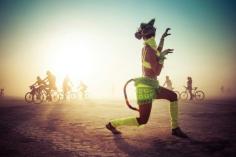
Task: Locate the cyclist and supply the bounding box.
[32,76,46,89]
[28,76,47,100]
[79,81,87,99]
[187,76,193,100]
[220,85,224,93]
[43,70,57,100]
[63,75,72,100]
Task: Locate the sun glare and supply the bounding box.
[45,31,95,86]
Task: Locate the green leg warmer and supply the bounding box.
[169,101,179,129]
[110,117,139,128]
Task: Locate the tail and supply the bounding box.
[123,79,139,111]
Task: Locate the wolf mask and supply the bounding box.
[135,19,156,40]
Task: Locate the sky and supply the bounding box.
[0,0,236,99]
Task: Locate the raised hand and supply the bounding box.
[162,49,174,56]
[158,49,174,64]
[161,28,171,39]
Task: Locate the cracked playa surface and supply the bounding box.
[0,98,236,157]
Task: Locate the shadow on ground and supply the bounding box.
[113,135,234,157]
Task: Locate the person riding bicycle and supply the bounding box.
[187,76,193,100]
[63,75,72,100]
[79,81,87,99]
[32,76,46,89]
[220,85,225,93]
[28,76,47,100]
[106,19,188,138]
[43,70,57,100]
[0,88,4,97]
[163,75,173,90]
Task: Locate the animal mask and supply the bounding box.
[135,19,156,40]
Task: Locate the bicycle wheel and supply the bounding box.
[180,91,188,100]
[51,91,60,103]
[58,92,64,101]
[33,91,44,104]
[174,91,180,99]
[195,90,205,100]
[25,92,33,103]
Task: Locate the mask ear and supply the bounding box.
[140,23,145,29]
[148,19,155,26]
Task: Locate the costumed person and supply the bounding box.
[187,76,193,100]
[106,19,188,138]
[163,75,173,90]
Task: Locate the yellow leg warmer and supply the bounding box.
[110,117,139,128]
[169,101,179,129]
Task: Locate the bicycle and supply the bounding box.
[180,86,205,100]
[25,85,60,104]
[25,85,41,103]
[58,90,78,101]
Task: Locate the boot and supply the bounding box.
[106,123,121,134]
[172,127,188,138]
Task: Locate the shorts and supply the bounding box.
[134,77,159,105]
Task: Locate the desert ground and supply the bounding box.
[0,97,236,157]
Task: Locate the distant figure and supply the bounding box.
[32,76,46,89]
[187,77,193,100]
[79,81,87,99]
[44,71,57,90]
[220,85,225,93]
[163,76,173,90]
[0,88,4,97]
[43,70,57,100]
[63,75,72,100]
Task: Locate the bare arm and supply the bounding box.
[43,77,48,82]
[157,38,164,52]
[157,28,171,52]
[32,81,37,86]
